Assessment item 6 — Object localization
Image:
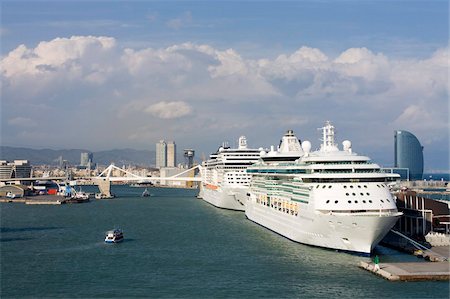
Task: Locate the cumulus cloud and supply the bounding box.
[1,35,447,169]
[145,101,192,119]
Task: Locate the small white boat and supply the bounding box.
[141,188,150,197]
[95,193,115,199]
[105,229,124,243]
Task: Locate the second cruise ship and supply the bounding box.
[199,136,261,211]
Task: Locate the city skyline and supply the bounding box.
[1,1,448,171]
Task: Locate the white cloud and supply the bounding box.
[0,36,447,169]
[145,101,192,119]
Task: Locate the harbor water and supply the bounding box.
[1,186,448,298]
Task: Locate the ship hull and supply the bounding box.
[201,186,246,211]
[245,198,401,254]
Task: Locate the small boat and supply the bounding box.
[141,188,150,197]
[6,192,16,199]
[105,229,124,243]
[95,193,115,199]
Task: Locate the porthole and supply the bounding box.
[344,186,347,189]
[357,185,361,188]
[354,200,358,204]
[369,200,373,203]
[326,200,330,204]
[348,200,351,204]
[322,185,326,189]
[364,185,368,188]
[363,200,366,203]
[352,193,356,196]
[346,193,349,196]
[366,193,370,196]
[380,199,384,203]
[386,199,390,202]
[350,186,354,188]
[316,185,320,188]
[328,186,332,188]
[360,193,364,196]
[335,200,338,204]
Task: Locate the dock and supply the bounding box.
[359,261,450,281]
[0,195,88,205]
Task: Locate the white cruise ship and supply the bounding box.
[199,136,261,211]
[245,122,402,254]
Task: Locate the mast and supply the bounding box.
[320,121,338,152]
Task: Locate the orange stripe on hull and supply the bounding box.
[205,184,218,190]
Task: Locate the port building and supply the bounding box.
[0,160,32,179]
[394,130,424,180]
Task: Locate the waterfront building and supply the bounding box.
[394,190,450,237]
[394,130,424,180]
[0,160,32,179]
[156,140,167,168]
[0,161,14,179]
[167,141,176,167]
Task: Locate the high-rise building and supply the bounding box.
[395,130,424,180]
[80,152,93,169]
[167,141,176,167]
[156,140,167,168]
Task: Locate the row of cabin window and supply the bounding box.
[316,184,387,189]
[325,198,390,204]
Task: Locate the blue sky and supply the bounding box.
[1,0,448,171]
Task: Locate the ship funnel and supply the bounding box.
[279,130,304,155]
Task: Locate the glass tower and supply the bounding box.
[156,140,167,168]
[394,130,424,180]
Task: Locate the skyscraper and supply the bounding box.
[394,130,424,180]
[156,140,167,168]
[80,152,93,169]
[167,141,176,167]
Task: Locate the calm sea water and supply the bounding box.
[1,186,448,298]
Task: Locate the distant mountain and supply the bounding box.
[0,146,156,166]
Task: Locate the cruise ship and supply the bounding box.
[199,136,261,211]
[245,122,402,254]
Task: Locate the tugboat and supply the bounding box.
[104,229,124,243]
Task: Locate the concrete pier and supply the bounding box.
[0,195,89,205]
[359,261,450,281]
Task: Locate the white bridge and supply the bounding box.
[92,164,202,198]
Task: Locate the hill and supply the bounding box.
[0,146,156,166]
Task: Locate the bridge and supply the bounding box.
[1,163,203,199]
[93,164,202,198]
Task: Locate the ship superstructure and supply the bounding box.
[199,136,261,211]
[245,122,402,254]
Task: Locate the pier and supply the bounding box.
[359,260,450,281]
